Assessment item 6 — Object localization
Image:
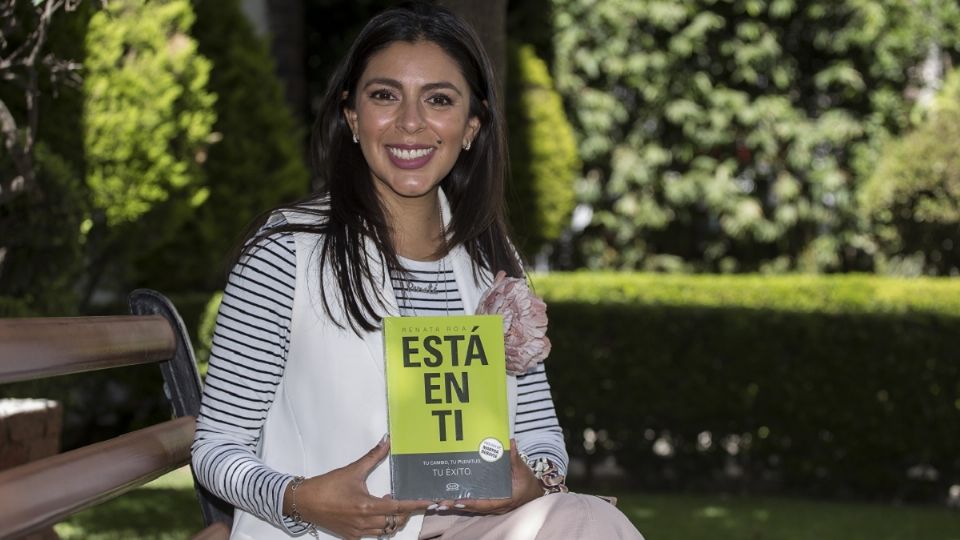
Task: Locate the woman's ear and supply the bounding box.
[465,116,481,146]
[465,99,488,146]
[342,91,358,134]
[345,109,358,133]
[343,111,358,137]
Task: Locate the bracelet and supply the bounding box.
[287,476,318,537]
[288,475,305,523]
[520,453,569,495]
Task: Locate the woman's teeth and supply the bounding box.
[389,147,434,160]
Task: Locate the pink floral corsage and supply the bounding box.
[476,271,552,375]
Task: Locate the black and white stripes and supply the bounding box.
[192,228,305,533]
[192,225,567,532]
[515,364,567,469]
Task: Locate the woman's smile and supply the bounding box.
[386,144,437,169]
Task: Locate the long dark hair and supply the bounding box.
[243,1,522,334]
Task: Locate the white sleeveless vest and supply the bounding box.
[230,194,519,540]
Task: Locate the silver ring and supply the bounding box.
[384,514,399,534]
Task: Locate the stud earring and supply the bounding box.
[352,132,359,144]
[463,140,471,151]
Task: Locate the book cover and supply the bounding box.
[383,314,511,500]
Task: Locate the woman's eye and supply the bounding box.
[370,90,396,101]
[427,94,453,106]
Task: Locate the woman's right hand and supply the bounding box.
[284,436,431,539]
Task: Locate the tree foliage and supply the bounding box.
[860,70,960,276]
[0,1,94,315]
[5,0,307,310]
[133,0,309,292]
[81,0,216,301]
[551,0,960,272]
[0,0,94,205]
[506,43,579,259]
[0,143,86,314]
[84,0,215,227]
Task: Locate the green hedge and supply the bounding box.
[531,273,960,500]
[532,273,960,315]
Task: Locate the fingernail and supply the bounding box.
[380,433,388,445]
[437,505,449,511]
[454,503,465,509]
[427,503,438,510]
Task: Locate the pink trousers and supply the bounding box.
[418,493,644,539]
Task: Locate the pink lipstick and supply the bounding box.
[386,144,436,169]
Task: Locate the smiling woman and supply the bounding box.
[344,40,480,219]
[189,2,643,539]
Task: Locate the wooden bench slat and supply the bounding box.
[0,416,195,538]
[0,315,175,383]
[190,521,231,540]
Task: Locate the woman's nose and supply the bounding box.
[397,99,426,133]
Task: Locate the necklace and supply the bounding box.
[406,279,443,295]
[437,210,450,315]
[397,256,450,316]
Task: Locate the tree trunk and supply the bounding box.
[438,0,508,94]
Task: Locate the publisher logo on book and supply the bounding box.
[479,437,504,462]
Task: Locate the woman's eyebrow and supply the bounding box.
[422,82,462,96]
[363,77,402,89]
[362,78,463,96]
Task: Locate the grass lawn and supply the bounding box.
[55,467,203,540]
[617,492,960,540]
[55,467,960,539]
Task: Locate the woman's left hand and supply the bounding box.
[445,440,543,515]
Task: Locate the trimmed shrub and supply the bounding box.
[506,43,579,260]
[534,273,960,316]
[532,272,960,500]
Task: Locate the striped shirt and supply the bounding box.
[192,224,567,533]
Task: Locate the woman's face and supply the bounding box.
[344,40,480,205]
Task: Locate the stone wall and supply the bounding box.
[0,398,62,470]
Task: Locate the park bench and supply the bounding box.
[0,289,233,539]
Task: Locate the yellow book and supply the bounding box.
[383,315,511,500]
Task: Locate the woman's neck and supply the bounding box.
[381,189,445,262]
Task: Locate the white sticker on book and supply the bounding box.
[479,437,504,462]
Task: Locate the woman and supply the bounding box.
[191,2,643,539]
